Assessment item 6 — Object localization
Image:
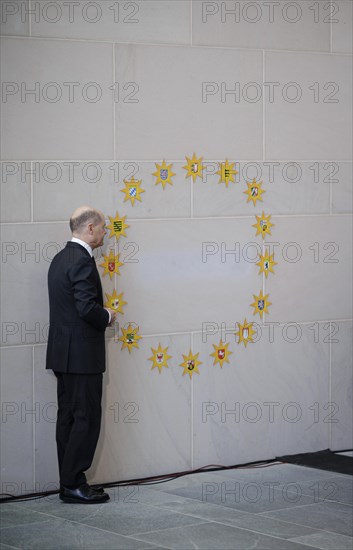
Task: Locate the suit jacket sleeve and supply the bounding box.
[68,255,109,331]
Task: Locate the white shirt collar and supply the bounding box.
[71,237,93,257]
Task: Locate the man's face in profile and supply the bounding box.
[92,219,107,249]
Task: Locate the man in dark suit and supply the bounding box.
[46,206,116,504]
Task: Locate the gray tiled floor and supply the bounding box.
[0,463,352,549]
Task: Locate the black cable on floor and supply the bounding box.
[0,459,283,503]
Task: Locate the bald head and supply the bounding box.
[69,206,104,236]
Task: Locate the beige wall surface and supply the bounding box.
[1,0,352,493]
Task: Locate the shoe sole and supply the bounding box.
[59,495,109,504]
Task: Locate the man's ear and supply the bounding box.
[87,223,94,234]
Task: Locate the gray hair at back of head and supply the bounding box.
[69,208,103,234]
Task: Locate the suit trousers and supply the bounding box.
[55,372,103,487]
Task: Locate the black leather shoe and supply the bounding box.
[59,484,106,496]
[60,483,109,504]
[90,485,105,494]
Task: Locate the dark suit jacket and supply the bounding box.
[46,241,109,374]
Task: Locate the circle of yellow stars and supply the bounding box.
[101,152,280,372]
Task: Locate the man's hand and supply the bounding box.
[106,308,117,326]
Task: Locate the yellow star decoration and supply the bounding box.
[236,319,256,347]
[251,290,272,319]
[148,343,172,373]
[244,179,265,205]
[216,159,238,187]
[183,153,204,182]
[120,176,145,205]
[118,324,141,353]
[180,350,202,379]
[153,160,176,189]
[253,211,274,239]
[257,251,277,278]
[107,212,129,241]
[99,250,123,279]
[104,289,127,315]
[210,339,232,368]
